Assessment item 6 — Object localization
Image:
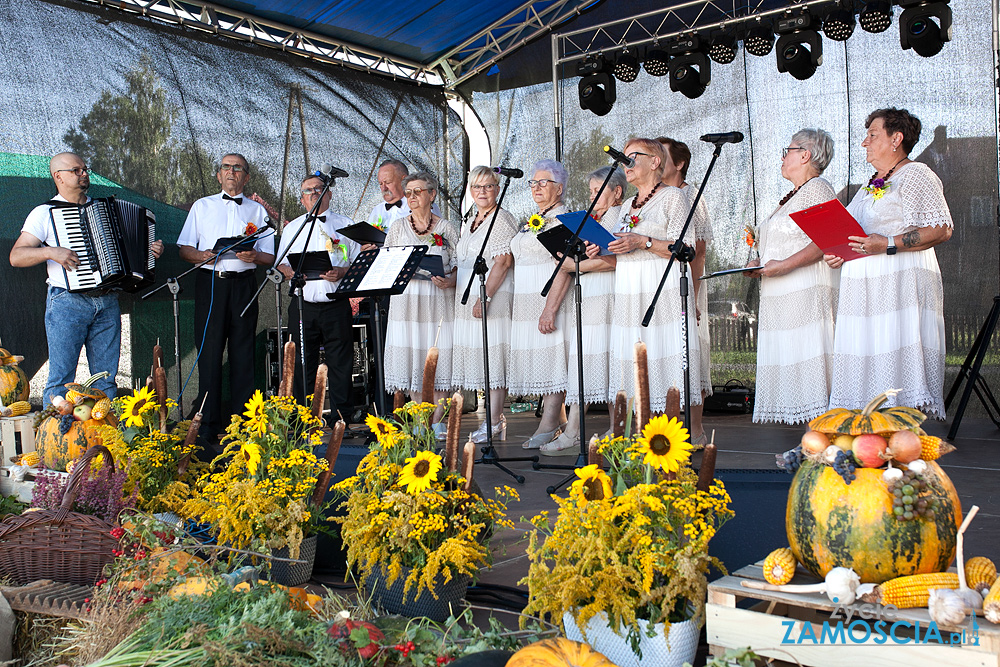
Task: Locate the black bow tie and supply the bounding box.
[387,200,403,209]
[223,193,243,205]
[314,215,326,222]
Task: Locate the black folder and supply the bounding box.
[287,251,334,280]
[339,221,387,246]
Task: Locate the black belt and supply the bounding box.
[206,269,254,279]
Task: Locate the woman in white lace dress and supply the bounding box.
[602,138,702,414]
[452,166,518,443]
[507,160,573,449]
[383,171,460,429]
[749,129,839,424]
[825,108,953,416]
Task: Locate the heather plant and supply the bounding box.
[31,464,137,524]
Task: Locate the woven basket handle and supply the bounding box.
[55,444,115,523]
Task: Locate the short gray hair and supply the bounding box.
[379,159,409,178]
[468,165,498,187]
[531,159,567,188]
[217,153,249,173]
[587,166,628,204]
[402,171,439,192]
[791,128,834,174]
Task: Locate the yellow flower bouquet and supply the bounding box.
[521,415,733,656]
[334,402,517,605]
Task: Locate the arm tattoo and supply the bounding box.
[901,230,921,248]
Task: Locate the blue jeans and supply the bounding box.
[43,286,121,406]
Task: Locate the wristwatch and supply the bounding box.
[484,295,492,304]
[645,237,653,249]
[886,235,897,255]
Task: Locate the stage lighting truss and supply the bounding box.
[859,0,894,33]
[744,21,775,57]
[613,48,640,82]
[666,35,710,99]
[823,4,857,41]
[644,44,671,77]
[899,0,953,57]
[707,30,738,64]
[577,54,617,116]
[775,12,823,80]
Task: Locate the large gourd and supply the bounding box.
[0,348,29,406]
[506,638,616,667]
[36,376,114,471]
[786,459,960,583]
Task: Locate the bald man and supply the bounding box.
[10,152,163,405]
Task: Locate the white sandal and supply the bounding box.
[523,424,564,450]
[540,431,580,456]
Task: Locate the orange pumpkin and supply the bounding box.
[506,638,616,667]
[0,348,29,406]
[35,415,111,471]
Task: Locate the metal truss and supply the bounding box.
[79,0,442,85]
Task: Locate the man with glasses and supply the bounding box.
[366,158,440,231]
[277,174,360,434]
[177,153,273,444]
[10,152,164,406]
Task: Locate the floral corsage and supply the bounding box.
[322,230,349,263]
[864,177,890,201]
[429,233,445,247]
[744,223,757,249]
[624,214,640,230]
[523,213,546,234]
[243,221,258,236]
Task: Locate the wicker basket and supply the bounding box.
[0,445,119,585]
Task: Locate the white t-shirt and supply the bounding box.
[21,193,89,289]
[278,209,361,303]
[176,192,272,272]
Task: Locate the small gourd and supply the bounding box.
[506,638,616,667]
[0,348,29,406]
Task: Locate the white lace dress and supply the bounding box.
[451,208,518,390]
[681,184,714,396]
[829,162,952,417]
[753,178,840,424]
[565,213,617,406]
[507,205,571,397]
[383,217,460,394]
[606,187,703,411]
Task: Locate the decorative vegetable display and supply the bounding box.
[506,638,616,667]
[786,459,961,583]
[860,572,959,608]
[35,374,115,471]
[808,390,925,435]
[0,348,29,406]
[763,547,797,585]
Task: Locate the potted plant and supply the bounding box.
[521,415,733,666]
[333,401,517,622]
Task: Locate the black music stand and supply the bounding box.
[335,245,429,417]
[945,295,1000,438]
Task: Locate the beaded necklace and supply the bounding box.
[625,182,662,229]
[409,214,434,236]
[471,205,497,233]
[863,157,906,201]
[778,177,815,207]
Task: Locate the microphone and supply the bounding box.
[603,145,635,168]
[317,163,350,180]
[263,216,278,231]
[493,166,523,179]
[700,132,744,145]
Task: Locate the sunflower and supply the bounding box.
[243,390,268,436]
[569,464,613,504]
[120,386,156,428]
[526,214,545,233]
[365,413,398,441]
[399,451,443,495]
[241,441,262,475]
[636,415,692,473]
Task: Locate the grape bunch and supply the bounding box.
[831,449,856,484]
[33,405,60,430]
[888,470,939,521]
[776,446,804,473]
[58,413,75,435]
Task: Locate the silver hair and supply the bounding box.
[530,159,568,188]
[468,165,498,186]
[587,166,628,201]
[791,128,834,174]
[379,159,409,177]
[402,171,439,191]
[217,153,249,173]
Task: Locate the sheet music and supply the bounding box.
[357,246,411,292]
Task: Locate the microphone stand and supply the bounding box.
[533,164,620,494]
[641,141,726,427]
[142,227,274,415]
[460,176,537,484]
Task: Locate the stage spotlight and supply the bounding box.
[613,48,640,82]
[669,53,711,99]
[899,1,952,57]
[744,23,775,57]
[859,0,893,33]
[707,31,737,64]
[823,6,856,41]
[644,45,670,77]
[775,12,823,80]
[577,55,616,116]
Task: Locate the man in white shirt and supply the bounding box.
[278,174,360,429]
[177,153,274,442]
[365,159,441,231]
[9,152,163,406]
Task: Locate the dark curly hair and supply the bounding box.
[865,108,922,154]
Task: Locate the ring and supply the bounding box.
[859,247,866,254]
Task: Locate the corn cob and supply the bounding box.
[0,401,30,418]
[863,572,959,608]
[985,577,1000,624]
[966,557,998,596]
[919,435,956,461]
[19,451,40,467]
[91,397,112,420]
[763,547,797,585]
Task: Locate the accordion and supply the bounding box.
[48,196,156,293]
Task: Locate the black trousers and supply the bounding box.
[193,269,258,439]
[288,296,355,425]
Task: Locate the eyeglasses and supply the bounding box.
[782,147,807,158]
[626,152,653,161]
[404,187,432,197]
[300,187,324,196]
[528,179,554,188]
[55,167,89,176]
[470,183,498,192]
[220,163,247,173]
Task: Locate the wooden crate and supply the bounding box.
[707,562,1000,667]
[0,413,37,459]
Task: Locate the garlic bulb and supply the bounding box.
[823,445,842,465]
[907,459,928,475]
[882,466,903,483]
[825,567,861,605]
[955,586,983,611]
[929,588,967,626]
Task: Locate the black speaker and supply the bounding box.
[312,443,368,575]
[703,379,754,414]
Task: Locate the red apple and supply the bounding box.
[887,430,922,464]
[852,433,889,468]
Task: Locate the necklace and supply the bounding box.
[471,206,497,233]
[524,203,559,233]
[864,157,906,201]
[779,177,815,207]
[409,214,433,236]
[630,182,662,211]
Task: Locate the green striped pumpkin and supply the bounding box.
[35,416,110,471]
[0,353,29,407]
[786,459,960,584]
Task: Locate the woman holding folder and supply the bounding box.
[824,108,952,417]
[748,129,839,424]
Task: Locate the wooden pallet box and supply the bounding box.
[707,562,1000,667]
[0,413,37,460]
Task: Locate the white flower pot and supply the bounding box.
[563,610,699,667]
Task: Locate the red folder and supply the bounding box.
[788,198,867,262]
